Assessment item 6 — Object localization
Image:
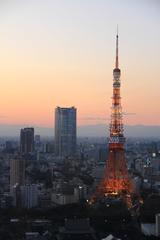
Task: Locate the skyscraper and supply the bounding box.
[20,127,34,154]
[10,156,25,189]
[55,107,76,157]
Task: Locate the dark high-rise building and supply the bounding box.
[55,107,76,157]
[10,156,25,189]
[20,128,34,154]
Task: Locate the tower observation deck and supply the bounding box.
[92,32,133,206]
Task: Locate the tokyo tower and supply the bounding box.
[93,31,133,205]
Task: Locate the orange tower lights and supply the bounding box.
[93,32,133,207]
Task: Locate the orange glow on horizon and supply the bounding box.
[0,1,159,128]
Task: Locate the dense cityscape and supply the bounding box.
[0,1,160,240]
[0,130,160,239]
[0,43,160,238]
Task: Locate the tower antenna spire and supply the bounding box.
[116,25,119,68]
[91,27,134,208]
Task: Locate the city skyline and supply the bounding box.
[0,0,160,129]
[0,2,160,236]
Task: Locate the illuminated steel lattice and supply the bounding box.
[93,33,133,207]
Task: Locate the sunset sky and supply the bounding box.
[0,0,159,128]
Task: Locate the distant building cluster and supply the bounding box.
[6,107,78,210]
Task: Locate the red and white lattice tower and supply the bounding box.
[93,31,133,206]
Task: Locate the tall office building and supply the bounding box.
[20,127,34,154]
[10,156,25,189]
[55,107,76,157]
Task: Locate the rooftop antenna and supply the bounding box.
[115,25,119,68]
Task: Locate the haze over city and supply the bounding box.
[0,0,160,136]
[0,1,160,240]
